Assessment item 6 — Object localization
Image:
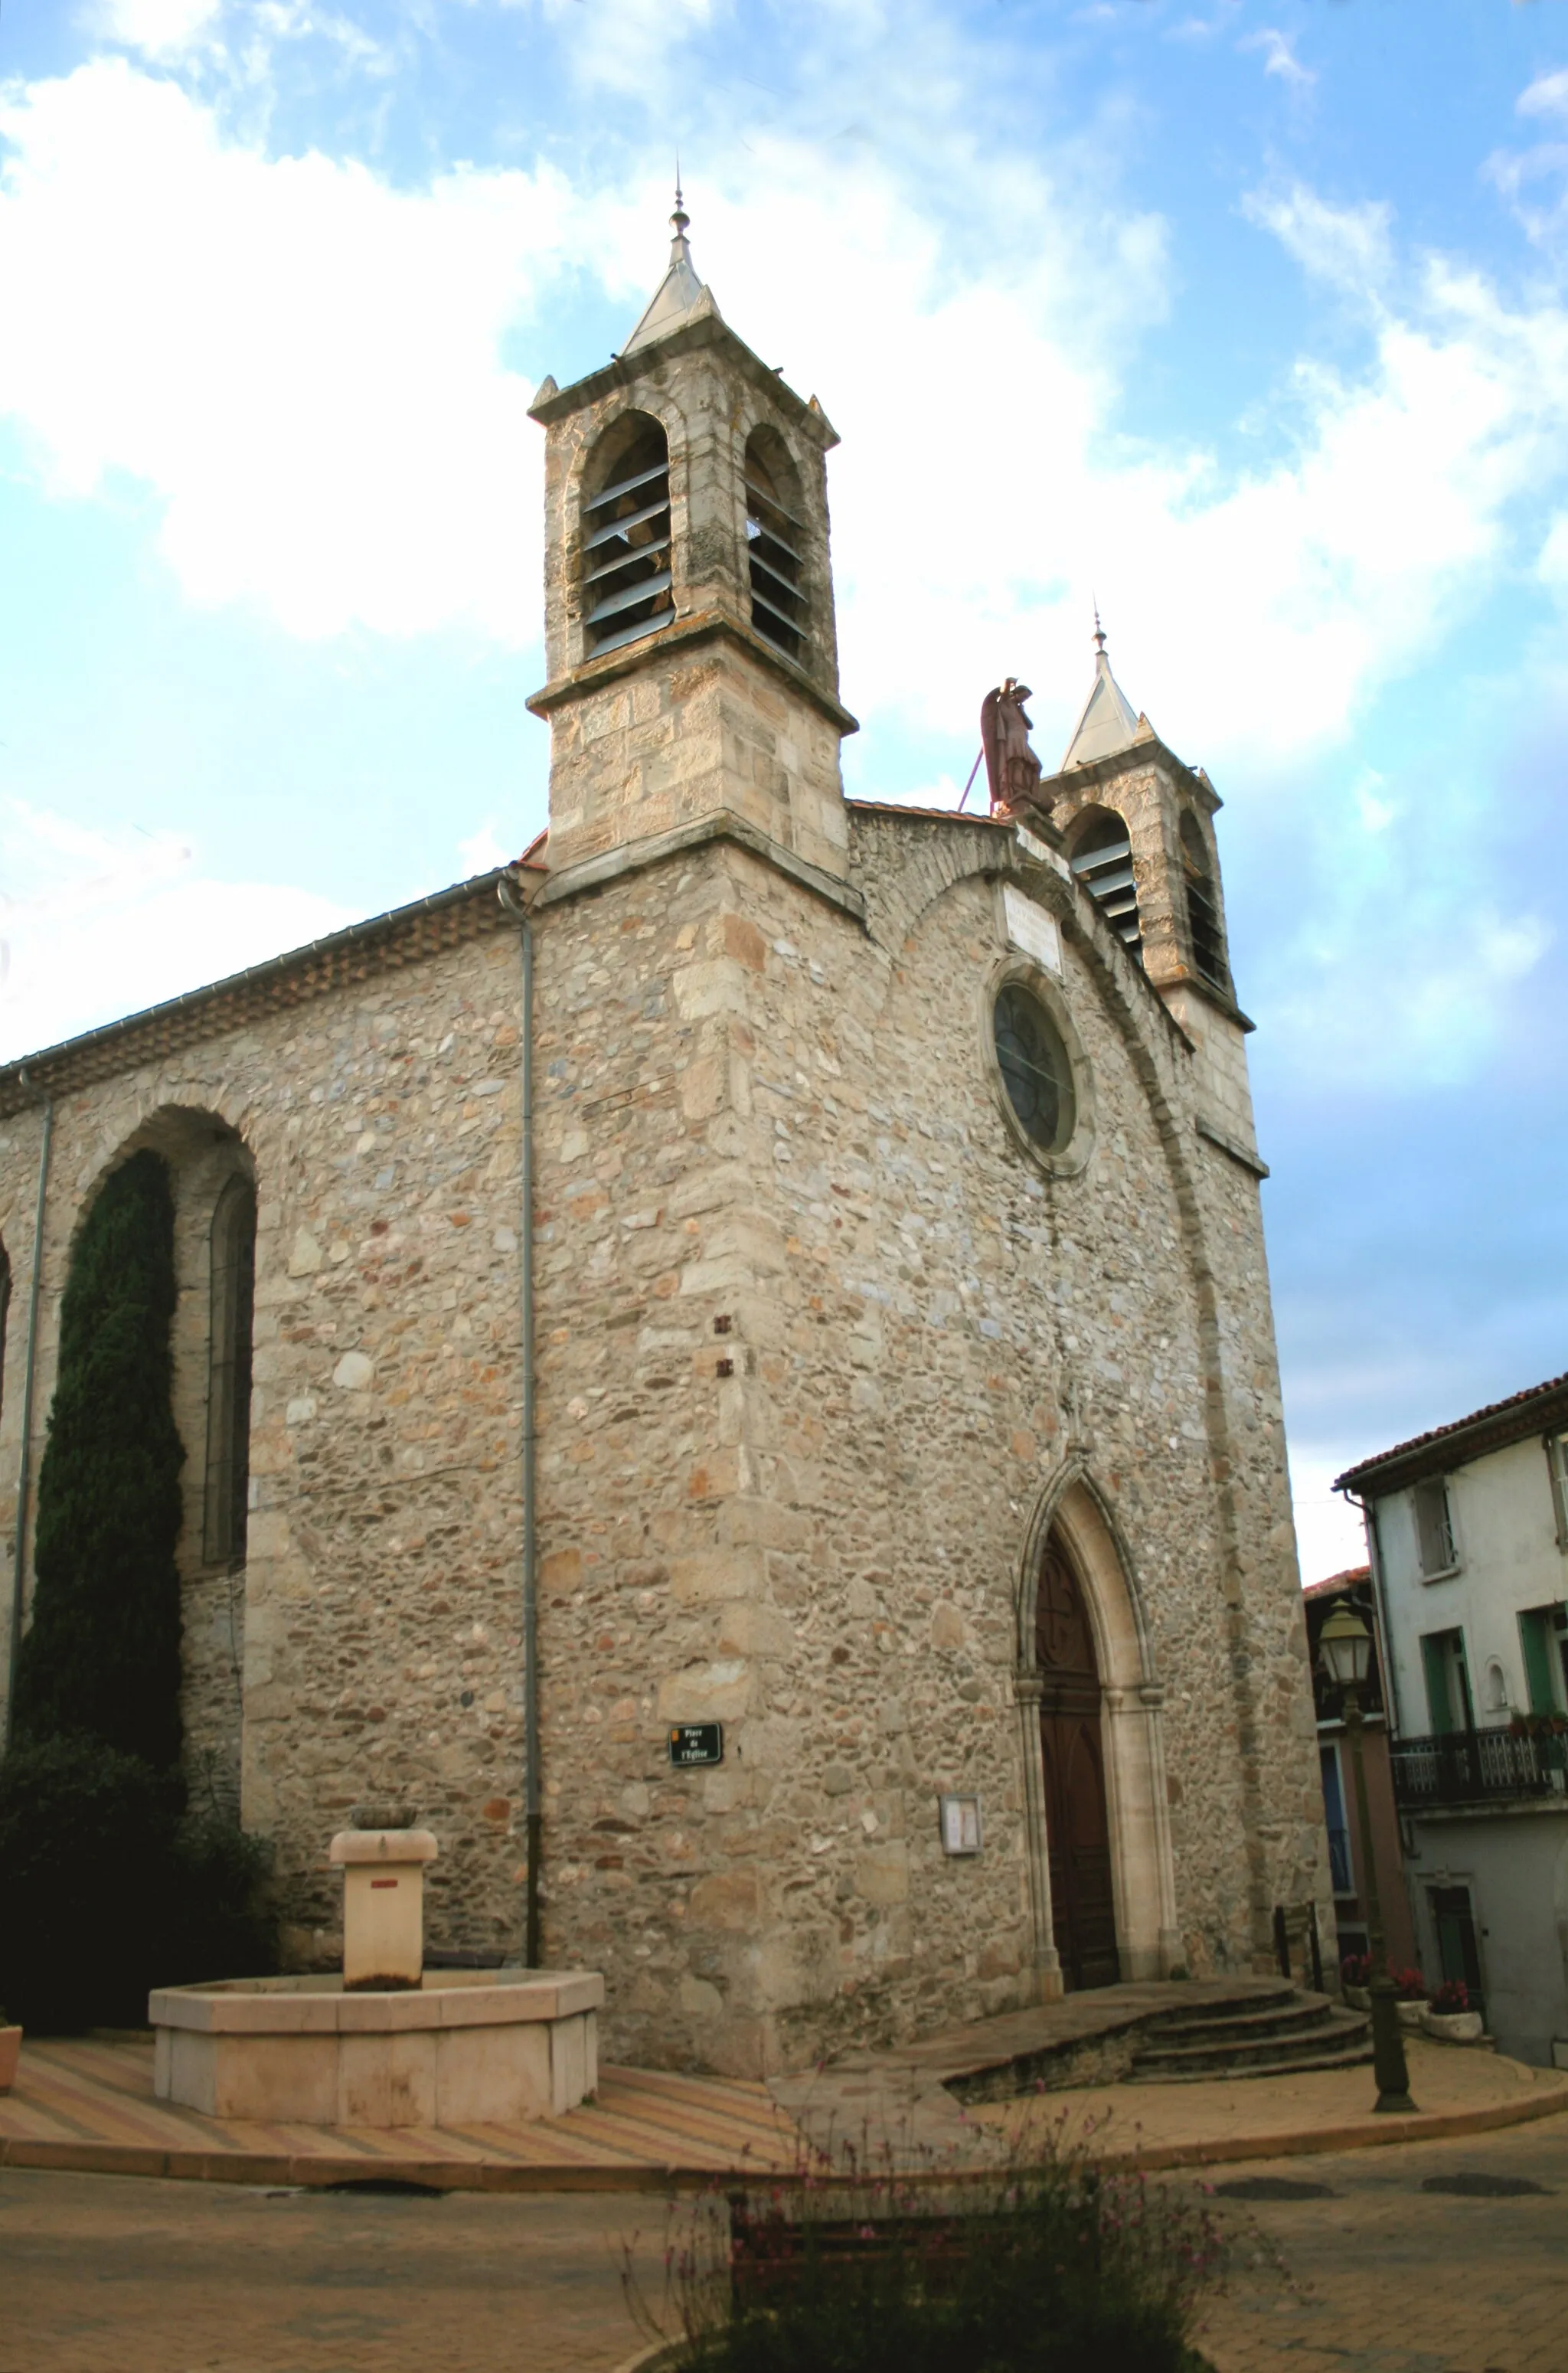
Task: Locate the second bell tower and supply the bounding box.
[526,194,857,884]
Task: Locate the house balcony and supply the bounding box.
[1390,1727,1568,1812]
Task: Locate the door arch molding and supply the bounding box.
[1014,1462,1182,1994]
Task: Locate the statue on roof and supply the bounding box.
[981,678,1045,817]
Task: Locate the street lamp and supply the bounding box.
[1318,1600,1416,2114]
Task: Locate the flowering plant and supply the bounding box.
[1392,1966,1429,2002]
[1430,1979,1470,2015]
[1340,1954,1371,1989]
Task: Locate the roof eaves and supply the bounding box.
[0,868,518,1120]
[1334,1372,1568,1495]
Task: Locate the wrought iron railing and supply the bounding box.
[1391,1726,1568,1809]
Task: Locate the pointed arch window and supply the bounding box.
[743,429,808,663]
[580,414,674,659]
[1068,806,1141,958]
[204,1175,256,1567]
[1180,812,1229,993]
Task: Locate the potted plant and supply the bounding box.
[1392,1967,1429,2028]
[0,2005,20,2094]
[1423,1979,1485,2043]
[1341,1953,1372,2012]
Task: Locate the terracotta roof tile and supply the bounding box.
[1333,1371,1568,1494]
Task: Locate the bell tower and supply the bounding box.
[526,192,857,882]
[1039,619,1262,1169]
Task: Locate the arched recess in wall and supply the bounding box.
[579,410,674,659]
[204,1175,256,1567]
[743,425,808,665]
[1016,1471,1180,1990]
[1179,812,1229,993]
[1067,806,1141,958]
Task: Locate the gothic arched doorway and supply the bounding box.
[1036,1531,1119,1990]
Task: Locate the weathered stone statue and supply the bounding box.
[981,678,1044,816]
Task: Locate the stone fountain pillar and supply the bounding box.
[329,1825,438,1989]
[149,1819,604,2129]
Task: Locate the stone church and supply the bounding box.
[0,203,1330,2075]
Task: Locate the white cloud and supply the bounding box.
[1238,28,1314,90]
[1288,1453,1367,1590]
[0,798,353,1061]
[93,0,222,55]
[456,820,511,874]
[2,65,1568,802]
[0,60,567,643]
[1246,185,1393,294]
[1518,67,1568,123]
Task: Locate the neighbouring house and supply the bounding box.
[0,200,1331,2076]
[1336,1375,1568,2068]
[1304,1569,1416,1977]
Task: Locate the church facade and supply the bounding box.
[0,210,1331,2075]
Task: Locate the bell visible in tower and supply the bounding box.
[525,190,858,881]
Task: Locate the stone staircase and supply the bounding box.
[1127,1984,1373,2083]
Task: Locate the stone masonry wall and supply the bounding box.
[0,930,533,1966]
[529,809,1328,2074]
[0,806,1328,2066]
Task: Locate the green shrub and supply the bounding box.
[0,1737,276,2031]
[0,1735,179,2030]
[632,2143,1225,2373]
[12,1149,185,1770]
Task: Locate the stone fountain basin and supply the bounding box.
[149,1968,603,2129]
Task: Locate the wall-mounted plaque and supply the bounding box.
[939,1793,983,1855]
[668,1722,724,1768]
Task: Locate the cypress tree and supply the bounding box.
[12,1148,186,1770]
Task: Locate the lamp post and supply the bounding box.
[1318,1600,1416,2114]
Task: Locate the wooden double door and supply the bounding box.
[1036,1539,1120,1992]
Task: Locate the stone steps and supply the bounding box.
[1128,1992,1373,2083]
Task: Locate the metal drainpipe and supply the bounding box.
[498,872,541,1967]
[6,1090,54,1748]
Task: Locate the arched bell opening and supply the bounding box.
[1017,1474,1182,1996]
[1068,806,1142,960]
[1179,812,1229,994]
[743,425,808,664]
[579,410,674,660]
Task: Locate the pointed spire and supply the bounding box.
[1060,606,1143,770]
[622,175,720,358]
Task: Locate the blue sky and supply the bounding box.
[2,0,1566,1580]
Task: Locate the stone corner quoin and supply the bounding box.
[0,220,1329,2080]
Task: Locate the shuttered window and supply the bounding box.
[1414,1476,1457,1577]
[744,433,808,663]
[581,420,674,659]
[1069,808,1141,956]
[1180,812,1229,992]
[1519,1606,1567,1715]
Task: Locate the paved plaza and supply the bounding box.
[3,2109,1566,2373]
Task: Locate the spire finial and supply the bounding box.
[671,164,690,247]
[1093,599,1107,659]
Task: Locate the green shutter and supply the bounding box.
[1422,1632,1455,1734]
[1520,1609,1557,1716]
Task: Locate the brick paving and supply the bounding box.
[1197,2110,1568,2373]
[4,2099,1566,2373]
[0,2165,667,2373]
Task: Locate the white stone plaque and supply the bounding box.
[939,1793,983,1855]
[1002,884,1063,976]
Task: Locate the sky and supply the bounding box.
[1,0,1566,1585]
